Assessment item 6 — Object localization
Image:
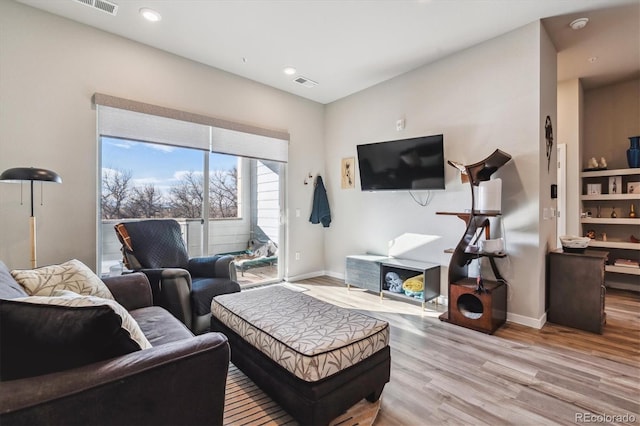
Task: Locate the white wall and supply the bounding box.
[583,79,640,170]
[0,0,325,279]
[537,25,558,319]
[324,21,556,325]
[557,79,583,236]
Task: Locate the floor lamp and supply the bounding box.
[0,167,62,268]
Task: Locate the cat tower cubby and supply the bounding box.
[437,149,512,334]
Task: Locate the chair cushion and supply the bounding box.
[0,291,150,381]
[191,277,240,317]
[130,306,194,346]
[10,259,114,300]
[0,261,28,299]
[119,220,189,269]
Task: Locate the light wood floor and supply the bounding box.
[294,276,640,426]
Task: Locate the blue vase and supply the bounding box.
[628,136,640,168]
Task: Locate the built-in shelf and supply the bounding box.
[581,168,640,178]
[588,240,640,250]
[581,194,640,201]
[581,167,639,286]
[581,218,640,225]
[605,265,640,275]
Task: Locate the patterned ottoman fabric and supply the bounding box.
[211,286,389,382]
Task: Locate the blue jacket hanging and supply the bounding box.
[309,175,331,227]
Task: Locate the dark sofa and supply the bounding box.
[0,262,230,426]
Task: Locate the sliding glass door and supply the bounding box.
[99,138,283,286]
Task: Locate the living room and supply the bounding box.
[1,0,638,424]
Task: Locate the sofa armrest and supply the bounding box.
[138,268,193,330]
[0,332,230,426]
[188,255,235,279]
[101,272,153,311]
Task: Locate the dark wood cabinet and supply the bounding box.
[548,249,608,334]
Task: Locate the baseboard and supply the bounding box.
[325,270,344,280]
[507,311,546,329]
[285,270,327,282]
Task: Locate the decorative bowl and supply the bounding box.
[559,235,590,253]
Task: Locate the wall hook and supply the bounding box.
[304,173,313,185]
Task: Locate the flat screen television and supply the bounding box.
[356,134,445,191]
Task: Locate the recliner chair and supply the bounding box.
[115,219,240,334]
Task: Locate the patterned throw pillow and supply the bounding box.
[0,291,151,380]
[11,259,114,300]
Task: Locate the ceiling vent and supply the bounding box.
[293,76,318,88]
[73,0,118,16]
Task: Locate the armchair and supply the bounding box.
[115,219,240,334]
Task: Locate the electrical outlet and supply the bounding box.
[295,252,301,261]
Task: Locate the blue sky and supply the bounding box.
[101,137,237,194]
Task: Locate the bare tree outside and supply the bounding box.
[101,166,238,220]
[127,184,164,218]
[210,166,238,218]
[169,171,204,218]
[102,168,132,219]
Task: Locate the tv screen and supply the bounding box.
[357,134,445,191]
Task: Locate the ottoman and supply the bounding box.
[211,285,390,426]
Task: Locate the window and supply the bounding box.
[96,96,287,286]
[101,138,240,220]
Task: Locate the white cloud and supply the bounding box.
[105,139,134,149]
[101,167,124,176]
[148,144,175,153]
[173,170,204,181]
[132,177,163,185]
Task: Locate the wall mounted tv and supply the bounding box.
[356,134,445,191]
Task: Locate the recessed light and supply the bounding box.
[569,18,589,30]
[283,66,297,76]
[140,8,161,22]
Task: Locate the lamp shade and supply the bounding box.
[0,167,62,183]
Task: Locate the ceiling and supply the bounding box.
[15,0,640,104]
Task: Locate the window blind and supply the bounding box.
[94,93,289,162]
[211,127,288,162]
[98,106,211,151]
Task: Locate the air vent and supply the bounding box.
[73,0,118,16]
[293,76,318,88]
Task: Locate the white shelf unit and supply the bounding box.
[588,240,640,250]
[581,193,639,201]
[605,265,640,275]
[581,168,640,178]
[581,168,639,278]
[581,218,640,225]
